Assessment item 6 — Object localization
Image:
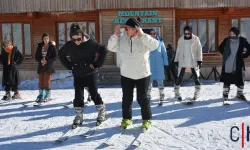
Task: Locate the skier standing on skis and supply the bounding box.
[108,18,159,130]
[59,23,108,128]
[174,25,203,101]
[35,33,57,102]
[0,40,24,100]
[218,27,250,104]
[147,28,168,104]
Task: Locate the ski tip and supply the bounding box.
[55,140,63,143]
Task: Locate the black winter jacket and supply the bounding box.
[0,47,24,87]
[35,41,57,74]
[58,39,108,77]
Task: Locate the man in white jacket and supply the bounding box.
[174,26,203,101]
[108,18,159,130]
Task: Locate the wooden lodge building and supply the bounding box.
[1,0,250,83]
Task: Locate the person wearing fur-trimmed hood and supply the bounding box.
[35,33,57,102]
[147,28,168,103]
[58,23,108,128]
[174,25,203,101]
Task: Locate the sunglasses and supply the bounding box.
[72,37,82,42]
[185,33,191,35]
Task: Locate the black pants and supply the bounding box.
[166,63,178,82]
[121,75,152,120]
[5,85,18,93]
[74,73,103,107]
[176,68,200,86]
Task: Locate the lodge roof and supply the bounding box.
[1,0,250,13]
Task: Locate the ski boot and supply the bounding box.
[96,104,107,126]
[12,92,21,100]
[72,107,84,129]
[36,89,45,102]
[43,88,51,102]
[237,86,246,100]
[121,119,132,129]
[142,120,152,131]
[1,92,11,101]
[193,85,201,100]
[174,85,182,101]
[159,86,165,106]
[223,85,230,105]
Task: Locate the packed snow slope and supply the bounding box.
[0,73,250,150]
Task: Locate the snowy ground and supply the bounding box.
[0,73,250,150]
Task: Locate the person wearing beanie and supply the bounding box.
[218,27,250,105]
[147,28,168,105]
[35,33,57,102]
[108,18,159,130]
[174,25,203,102]
[58,23,108,128]
[0,40,24,100]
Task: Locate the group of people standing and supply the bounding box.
[1,16,250,129]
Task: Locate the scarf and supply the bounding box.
[5,46,13,65]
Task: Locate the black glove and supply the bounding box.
[197,61,202,69]
[174,62,178,67]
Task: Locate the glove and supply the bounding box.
[174,62,178,67]
[197,61,202,69]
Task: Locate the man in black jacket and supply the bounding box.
[58,23,108,128]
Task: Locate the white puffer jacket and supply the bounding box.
[108,33,159,80]
[174,34,203,76]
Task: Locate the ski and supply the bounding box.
[55,124,87,143]
[104,119,139,146]
[0,99,12,104]
[62,101,73,108]
[22,101,39,107]
[104,127,126,146]
[33,98,56,106]
[80,113,116,138]
[181,97,194,105]
[131,118,155,147]
[131,126,151,147]
[55,128,77,143]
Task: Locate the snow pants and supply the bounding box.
[73,73,103,107]
[121,75,152,120]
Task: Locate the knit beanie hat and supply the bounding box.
[230,27,240,36]
[70,23,84,39]
[184,26,192,33]
[42,33,49,40]
[125,18,141,28]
